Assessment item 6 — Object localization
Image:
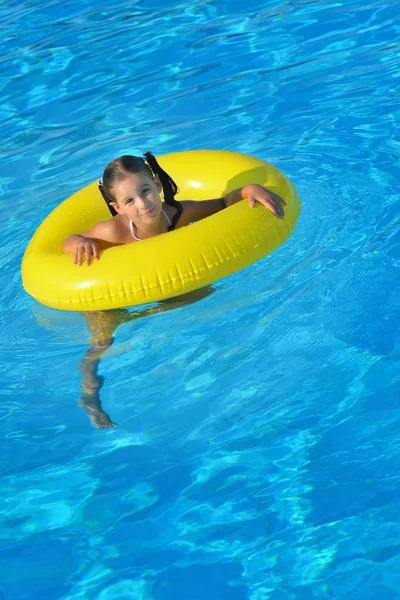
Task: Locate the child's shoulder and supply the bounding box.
[88,215,127,242]
[178,198,224,225]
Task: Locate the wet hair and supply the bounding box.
[98,152,179,217]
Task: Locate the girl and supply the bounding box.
[63,152,286,265]
[63,152,286,428]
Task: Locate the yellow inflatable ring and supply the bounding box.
[22,150,301,311]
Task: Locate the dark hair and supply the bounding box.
[98,152,179,217]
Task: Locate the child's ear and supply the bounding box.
[154,175,162,193]
[110,201,123,215]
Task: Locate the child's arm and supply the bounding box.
[183,184,286,223]
[63,221,120,266]
[224,184,286,216]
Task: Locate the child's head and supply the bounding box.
[98,153,178,218]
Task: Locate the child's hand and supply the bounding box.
[74,236,100,266]
[245,184,286,218]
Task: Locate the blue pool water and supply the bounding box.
[2,0,400,598]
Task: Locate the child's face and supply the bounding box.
[110,172,163,224]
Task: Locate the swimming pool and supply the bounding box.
[2,0,400,598]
